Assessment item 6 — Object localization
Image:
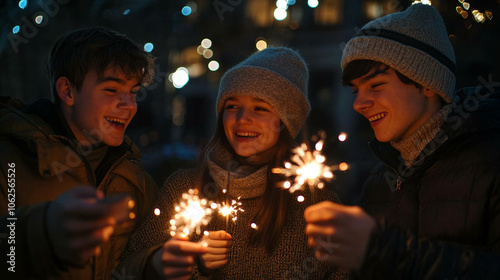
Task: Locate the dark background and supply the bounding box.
[1,0,499,204]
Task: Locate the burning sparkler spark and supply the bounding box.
[217,197,244,222]
[169,189,216,237]
[272,139,349,194]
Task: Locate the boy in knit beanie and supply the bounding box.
[305,3,500,279]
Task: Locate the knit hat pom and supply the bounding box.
[216,47,310,138]
[341,4,456,103]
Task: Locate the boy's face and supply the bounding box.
[350,67,435,142]
[66,67,140,146]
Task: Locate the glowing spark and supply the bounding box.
[297,195,305,202]
[154,208,161,216]
[251,223,258,229]
[338,132,348,142]
[272,138,349,193]
[169,189,215,237]
[217,197,244,222]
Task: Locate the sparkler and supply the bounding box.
[216,197,244,222]
[272,135,349,195]
[168,189,216,237]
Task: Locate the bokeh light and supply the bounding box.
[297,195,305,202]
[123,9,130,15]
[172,67,189,88]
[34,15,44,25]
[18,0,27,9]
[274,8,287,21]
[12,26,20,34]
[181,6,192,16]
[144,42,154,53]
[203,49,213,59]
[201,38,212,49]
[256,39,267,51]
[308,0,319,8]
[338,132,347,142]
[208,61,220,71]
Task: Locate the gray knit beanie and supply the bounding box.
[341,4,456,103]
[217,47,310,137]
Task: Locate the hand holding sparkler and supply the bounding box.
[304,201,375,271]
[198,230,232,273]
[150,233,208,280]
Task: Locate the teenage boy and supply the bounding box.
[304,4,500,279]
[0,27,159,279]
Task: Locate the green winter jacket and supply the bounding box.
[0,97,159,279]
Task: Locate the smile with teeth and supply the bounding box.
[236,131,259,138]
[368,112,388,122]
[105,117,127,126]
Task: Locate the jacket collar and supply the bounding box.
[369,86,500,177]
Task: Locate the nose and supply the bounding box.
[118,92,137,111]
[352,90,373,113]
[236,107,252,123]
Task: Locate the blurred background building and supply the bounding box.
[1,0,499,204]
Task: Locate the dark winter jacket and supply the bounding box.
[357,86,500,279]
[0,97,159,279]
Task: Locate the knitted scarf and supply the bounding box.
[206,143,268,199]
[391,104,453,166]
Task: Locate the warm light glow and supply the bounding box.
[169,189,215,236]
[208,61,219,71]
[154,208,161,216]
[411,0,431,5]
[339,162,349,171]
[338,132,347,142]
[251,223,258,229]
[297,195,305,202]
[217,197,244,222]
[203,49,213,59]
[201,38,212,49]
[272,135,350,193]
[256,40,267,51]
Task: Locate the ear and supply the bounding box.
[56,77,75,106]
[422,87,438,98]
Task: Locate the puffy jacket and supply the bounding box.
[356,86,500,279]
[0,97,159,279]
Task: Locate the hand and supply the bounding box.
[46,186,125,266]
[152,234,208,280]
[304,201,376,271]
[199,230,232,272]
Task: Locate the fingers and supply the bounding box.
[164,236,208,256]
[207,230,232,240]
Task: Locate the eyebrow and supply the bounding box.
[98,76,141,87]
[357,68,390,85]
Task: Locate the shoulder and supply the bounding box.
[158,168,197,202]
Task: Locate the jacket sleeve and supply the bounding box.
[357,218,500,280]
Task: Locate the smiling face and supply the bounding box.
[61,67,140,146]
[223,96,281,163]
[351,66,441,142]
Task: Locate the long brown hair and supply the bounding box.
[194,115,295,252]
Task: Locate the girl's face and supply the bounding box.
[223,96,281,163]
